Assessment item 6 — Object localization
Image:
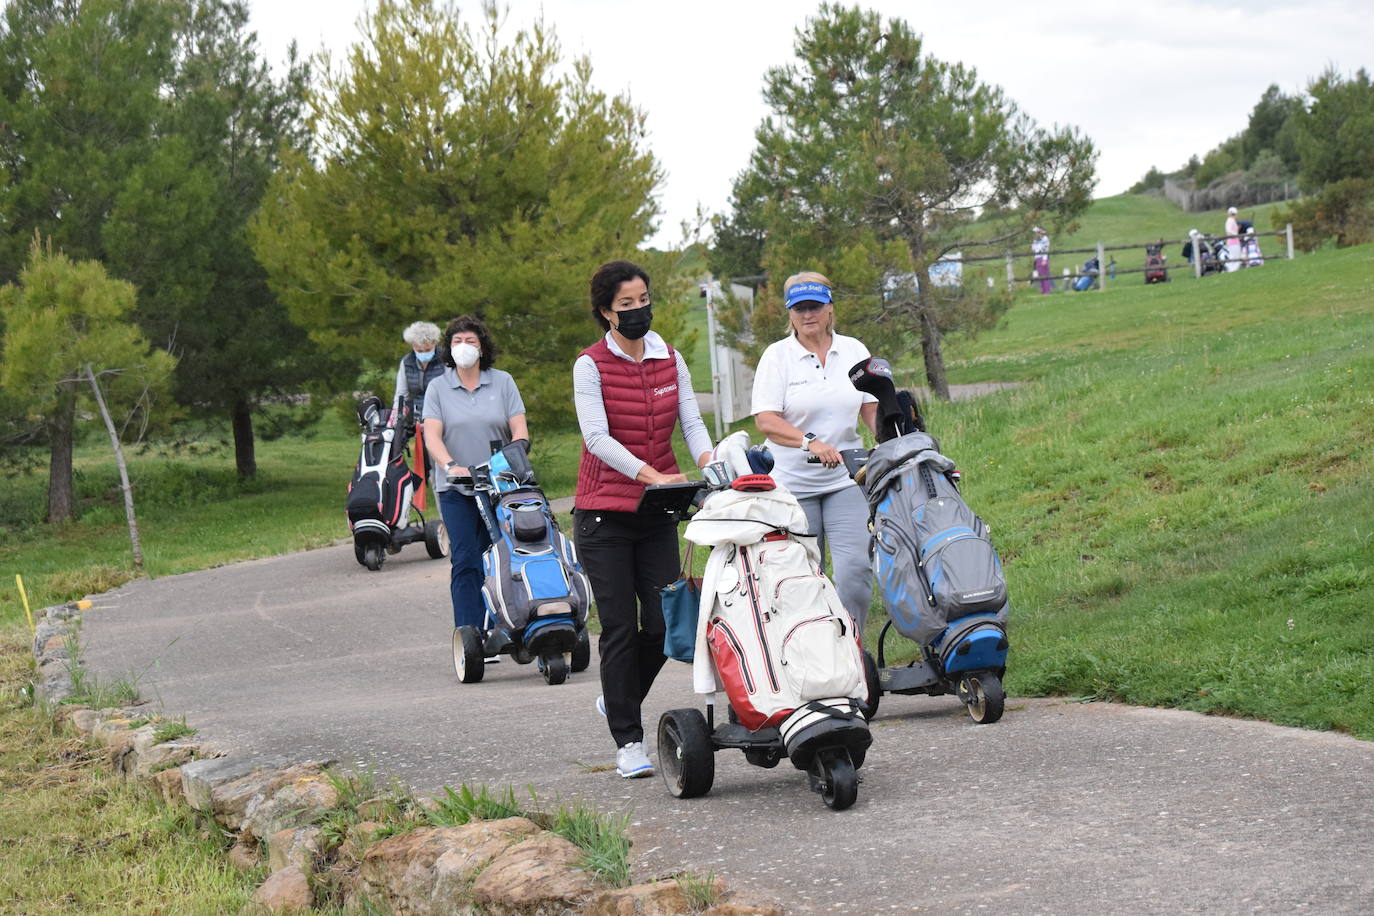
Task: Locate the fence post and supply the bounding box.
[1286,223,1295,260]
[1005,252,1014,292]
[1194,239,1202,279]
[1096,241,1106,292]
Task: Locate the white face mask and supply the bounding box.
[452,342,480,369]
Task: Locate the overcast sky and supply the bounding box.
[246,1,1372,247]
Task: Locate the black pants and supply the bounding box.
[574,507,679,747]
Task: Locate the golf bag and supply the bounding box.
[847,357,1010,705]
[1144,241,1168,284]
[1073,257,1099,291]
[861,434,1009,661]
[346,395,444,570]
[685,433,870,767]
[477,444,591,662]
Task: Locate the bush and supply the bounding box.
[1273,178,1374,251]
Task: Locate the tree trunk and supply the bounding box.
[46,381,78,523]
[232,398,257,479]
[85,366,143,569]
[914,280,951,401]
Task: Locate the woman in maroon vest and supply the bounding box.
[573,260,713,778]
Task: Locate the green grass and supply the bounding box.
[0,622,259,913]
[914,241,1374,736]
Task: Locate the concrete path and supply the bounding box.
[81,543,1373,914]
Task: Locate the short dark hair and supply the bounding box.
[589,260,651,331]
[442,315,497,369]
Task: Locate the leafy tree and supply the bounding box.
[0,0,179,274]
[105,0,336,478]
[1242,84,1301,170]
[0,238,175,523]
[252,0,669,426]
[1193,135,1244,187]
[1129,166,1166,194]
[1273,177,1373,251]
[1291,66,1374,188]
[714,4,1095,397]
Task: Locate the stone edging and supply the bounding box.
[30,601,785,915]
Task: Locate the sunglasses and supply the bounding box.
[790,301,829,314]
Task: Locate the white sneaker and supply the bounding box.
[615,741,654,778]
[595,694,606,717]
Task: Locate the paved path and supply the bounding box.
[82,544,1373,914]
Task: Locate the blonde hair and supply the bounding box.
[782,270,835,335]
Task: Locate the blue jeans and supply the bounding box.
[437,489,492,630]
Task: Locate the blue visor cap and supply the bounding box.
[784,281,832,309]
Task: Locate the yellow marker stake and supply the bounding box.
[16,574,34,634]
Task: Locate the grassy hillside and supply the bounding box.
[928,243,1374,736]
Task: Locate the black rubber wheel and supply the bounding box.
[959,672,1005,724]
[363,544,384,571]
[540,653,568,686]
[813,751,858,811]
[657,708,714,799]
[859,650,881,722]
[424,519,449,559]
[354,543,366,566]
[570,627,591,673]
[453,626,485,684]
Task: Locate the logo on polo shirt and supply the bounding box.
[652,383,678,397]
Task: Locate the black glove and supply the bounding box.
[512,437,531,454]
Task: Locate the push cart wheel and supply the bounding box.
[363,544,384,571]
[811,751,858,811]
[354,543,366,566]
[453,626,485,684]
[958,672,1005,724]
[570,628,591,673]
[657,708,714,799]
[859,650,881,722]
[539,653,568,686]
[424,519,449,559]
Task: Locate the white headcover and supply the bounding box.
[710,430,753,482]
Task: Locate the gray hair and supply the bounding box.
[402,321,441,347]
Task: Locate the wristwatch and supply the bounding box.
[800,432,817,452]
[445,460,460,470]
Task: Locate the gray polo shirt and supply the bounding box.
[423,367,526,493]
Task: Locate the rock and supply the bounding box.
[241,771,340,841]
[358,818,541,914]
[131,739,199,780]
[267,826,324,875]
[32,618,69,657]
[182,756,268,813]
[210,761,332,833]
[470,833,598,915]
[67,707,98,736]
[702,903,785,916]
[244,865,313,914]
[153,766,186,806]
[33,657,73,706]
[585,878,720,916]
[336,821,384,868]
[355,796,392,821]
[227,838,261,872]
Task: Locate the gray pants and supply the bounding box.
[796,484,874,632]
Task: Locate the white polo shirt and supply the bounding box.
[751,332,877,497]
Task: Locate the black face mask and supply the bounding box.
[614,304,652,340]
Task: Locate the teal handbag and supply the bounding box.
[660,543,701,663]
